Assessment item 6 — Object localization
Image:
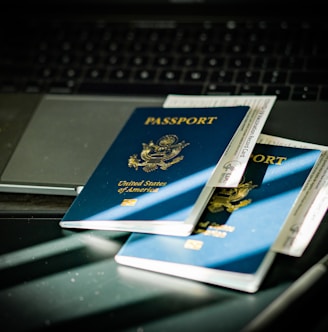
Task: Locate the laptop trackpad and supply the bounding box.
[2,95,163,188]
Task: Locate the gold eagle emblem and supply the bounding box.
[128,134,190,172]
[208,179,257,213]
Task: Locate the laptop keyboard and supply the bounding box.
[1,18,328,101]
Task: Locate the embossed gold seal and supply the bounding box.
[208,178,257,213]
[128,134,190,172]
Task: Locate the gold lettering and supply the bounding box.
[275,156,288,165]
[127,187,159,193]
[161,117,172,125]
[197,117,207,124]
[206,116,218,124]
[144,117,155,125]
[252,154,266,163]
[251,154,287,165]
[144,116,219,125]
[187,117,199,124]
[264,155,276,164]
[144,181,167,186]
[118,180,144,186]
[177,117,187,124]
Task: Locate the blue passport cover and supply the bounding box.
[115,143,321,292]
[60,105,249,235]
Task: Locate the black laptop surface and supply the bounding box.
[0,2,327,331]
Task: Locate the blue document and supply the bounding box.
[115,143,322,292]
[60,105,250,235]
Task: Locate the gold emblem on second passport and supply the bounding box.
[208,179,257,213]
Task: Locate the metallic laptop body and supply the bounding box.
[0,0,327,196]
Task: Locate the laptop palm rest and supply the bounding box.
[1,95,163,195]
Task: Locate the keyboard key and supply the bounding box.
[85,68,106,80]
[263,70,287,84]
[292,85,318,100]
[253,56,278,69]
[48,81,75,94]
[227,56,251,69]
[201,43,222,54]
[134,69,156,81]
[290,71,328,84]
[106,41,123,52]
[0,64,33,79]
[62,67,81,79]
[178,56,199,67]
[153,56,174,67]
[250,42,274,55]
[205,84,237,95]
[210,70,234,84]
[184,70,208,82]
[236,70,261,84]
[280,56,304,69]
[37,66,57,79]
[159,70,182,82]
[129,42,148,53]
[226,43,248,54]
[106,55,125,66]
[24,81,43,93]
[264,86,291,100]
[82,54,97,65]
[109,69,131,80]
[152,42,172,53]
[177,42,197,54]
[239,85,264,95]
[320,86,328,100]
[203,56,225,68]
[0,80,20,92]
[129,55,149,67]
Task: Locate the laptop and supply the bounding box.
[0,0,327,198]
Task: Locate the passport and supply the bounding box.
[115,141,322,292]
[60,105,251,235]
